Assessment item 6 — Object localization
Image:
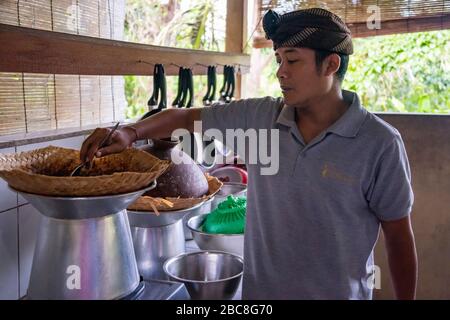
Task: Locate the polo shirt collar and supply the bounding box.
[275,90,367,138]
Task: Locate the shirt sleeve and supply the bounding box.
[200,99,248,136]
[199,96,281,163]
[367,134,414,221]
[200,97,274,137]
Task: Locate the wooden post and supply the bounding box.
[226,0,248,99]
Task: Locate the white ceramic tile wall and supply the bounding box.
[0,208,19,300]
[18,204,41,298]
[0,147,18,213]
[17,135,85,205]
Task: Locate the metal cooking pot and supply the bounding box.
[18,183,154,300]
[127,201,205,280]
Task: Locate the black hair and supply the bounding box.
[314,49,349,83]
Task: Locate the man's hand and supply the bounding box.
[79,108,202,163]
[80,126,136,163]
[381,215,418,300]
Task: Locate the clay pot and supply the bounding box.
[139,138,209,198]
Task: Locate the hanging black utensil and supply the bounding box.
[186,68,194,108]
[226,66,235,103]
[147,64,160,108]
[202,65,217,167]
[178,68,189,108]
[222,66,232,103]
[172,67,184,107]
[219,65,229,102]
[157,64,167,110]
[141,64,165,120]
[202,66,213,106]
[184,68,197,159]
[222,65,230,102]
[209,65,217,104]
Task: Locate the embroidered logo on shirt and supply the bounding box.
[321,162,356,186]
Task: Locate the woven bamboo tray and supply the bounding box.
[0,146,170,197]
[128,174,223,213]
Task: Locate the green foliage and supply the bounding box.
[258,30,450,114]
[257,47,283,98]
[124,0,225,119]
[345,30,450,113]
[124,1,449,116]
[124,75,151,120]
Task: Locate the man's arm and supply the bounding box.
[81,96,262,163]
[80,108,201,163]
[127,108,202,140]
[381,215,418,300]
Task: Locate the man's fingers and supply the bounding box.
[80,127,128,161]
[104,130,119,147]
[96,143,125,157]
[80,128,108,162]
[80,134,99,162]
[86,144,99,164]
[79,139,91,162]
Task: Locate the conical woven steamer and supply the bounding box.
[0,146,170,197]
[128,173,223,212]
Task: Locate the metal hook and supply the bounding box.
[170,62,184,69]
[195,62,210,69]
[138,60,155,66]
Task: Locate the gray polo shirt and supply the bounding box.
[201,90,414,300]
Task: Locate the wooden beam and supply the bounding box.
[348,14,450,38]
[226,0,248,99]
[252,14,450,48]
[0,23,250,76]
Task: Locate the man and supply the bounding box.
[81,8,417,299]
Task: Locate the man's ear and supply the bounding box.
[323,53,341,77]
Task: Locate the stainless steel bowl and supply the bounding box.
[163,250,243,300]
[187,215,244,257]
[211,182,247,211]
[183,196,215,240]
[16,180,157,220]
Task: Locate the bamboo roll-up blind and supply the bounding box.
[0,0,126,136]
[259,0,450,26]
[53,0,83,130]
[23,73,57,132]
[100,76,114,124]
[113,76,126,123]
[0,72,26,134]
[254,0,450,48]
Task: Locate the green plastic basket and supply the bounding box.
[203,195,246,234]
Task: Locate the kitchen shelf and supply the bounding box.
[0,23,251,76]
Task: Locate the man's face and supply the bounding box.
[275,47,332,107]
